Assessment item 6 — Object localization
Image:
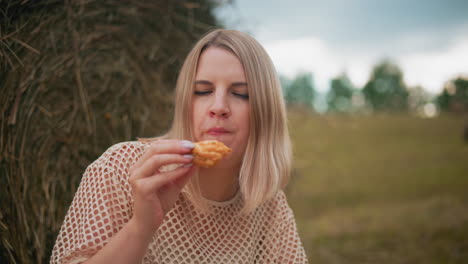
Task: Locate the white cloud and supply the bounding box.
[262,37,373,92]
[398,37,468,94]
[262,36,468,94]
[262,37,341,92]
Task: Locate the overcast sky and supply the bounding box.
[215,0,468,94]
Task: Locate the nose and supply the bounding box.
[209,91,231,119]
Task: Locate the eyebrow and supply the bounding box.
[232,82,248,87]
[194,80,248,87]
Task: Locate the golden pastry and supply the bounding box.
[192,140,232,168]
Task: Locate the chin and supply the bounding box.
[205,155,240,170]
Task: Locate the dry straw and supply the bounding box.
[0,0,221,262]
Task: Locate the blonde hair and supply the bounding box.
[146,29,292,214]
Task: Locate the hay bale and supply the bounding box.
[0,0,221,262]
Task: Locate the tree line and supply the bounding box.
[281,59,468,116]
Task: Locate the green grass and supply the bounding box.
[286,110,468,263]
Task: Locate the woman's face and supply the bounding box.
[192,47,250,169]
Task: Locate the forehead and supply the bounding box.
[195,47,245,80]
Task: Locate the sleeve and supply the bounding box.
[272,192,309,264]
[275,216,309,264]
[50,146,133,264]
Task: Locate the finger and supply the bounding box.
[132,154,193,181]
[136,164,194,194]
[173,166,197,191]
[131,140,194,174]
[149,140,195,155]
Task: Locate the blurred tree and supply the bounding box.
[279,74,292,96]
[436,76,468,143]
[362,60,409,112]
[437,88,451,111]
[436,76,468,112]
[327,73,355,113]
[408,85,433,112]
[284,72,316,108]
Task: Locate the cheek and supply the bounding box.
[191,102,199,133]
[191,101,205,137]
[241,107,250,139]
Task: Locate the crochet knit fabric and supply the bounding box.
[51,142,308,263]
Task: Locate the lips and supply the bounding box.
[206,127,230,135]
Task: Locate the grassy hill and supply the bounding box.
[286,110,468,263]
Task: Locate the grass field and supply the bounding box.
[286,110,468,263]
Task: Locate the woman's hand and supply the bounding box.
[128,140,196,235]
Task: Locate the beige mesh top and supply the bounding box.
[51,141,308,263]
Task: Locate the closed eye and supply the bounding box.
[232,92,249,99]
[194,90,212,96]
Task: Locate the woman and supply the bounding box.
[51,29,308,263]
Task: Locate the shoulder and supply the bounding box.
[79,141,152,193]
[266,190,290,208]
[100,141,149,163]
[251,191,298,240]
[260,190,296,222]
[102,140,149,158]
[88,141,151,174]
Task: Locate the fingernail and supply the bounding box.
[181,140,195,149]
[182,163,193,168]
[183,154,193,160]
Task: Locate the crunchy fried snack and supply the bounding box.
[192,140,232,168]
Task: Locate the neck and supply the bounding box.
[198,166,240,202]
